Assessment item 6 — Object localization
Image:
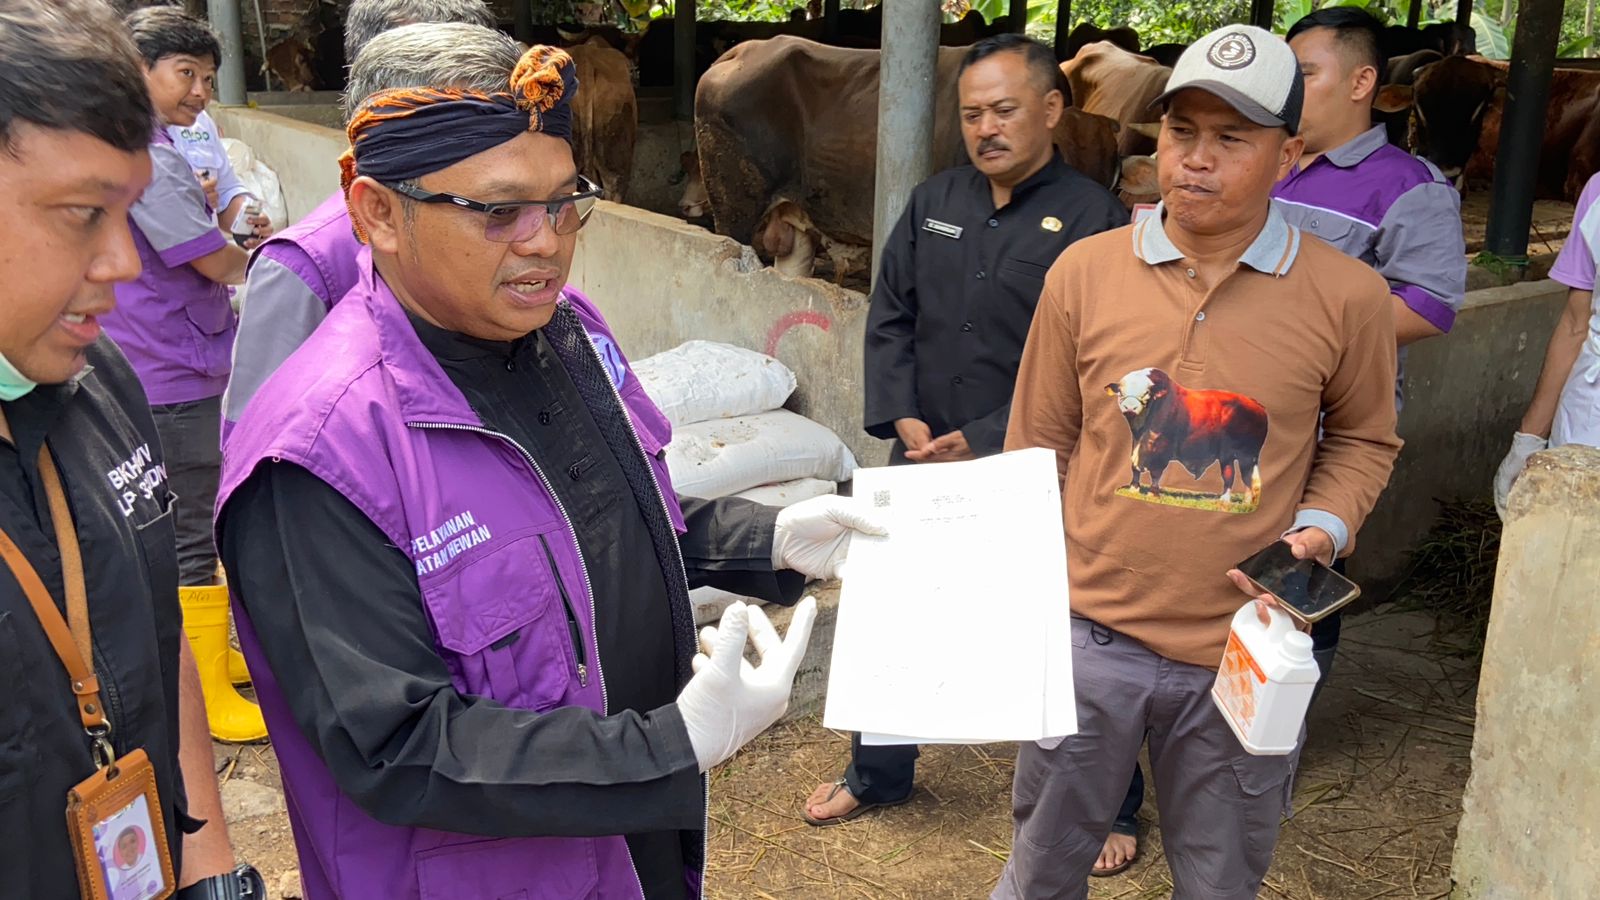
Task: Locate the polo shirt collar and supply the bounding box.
[1320,124,1390,169]
[1133,201,1300,276]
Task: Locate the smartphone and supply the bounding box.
[1234,541,1360,626]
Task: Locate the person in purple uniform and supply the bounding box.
[102,7,250,587]
[1274,4,1464,677]
[216,34,882,900]
[220,0,497,439]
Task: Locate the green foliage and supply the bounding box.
[638,0,1595,59]
[1473,10,1511,57]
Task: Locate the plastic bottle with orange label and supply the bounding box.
[1211,602,1321,755]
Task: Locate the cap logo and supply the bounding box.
[1207,32,1257,70]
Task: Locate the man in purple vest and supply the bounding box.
[216,34,883,900]
[221,0,497,438]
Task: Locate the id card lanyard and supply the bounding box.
[0,437,176,899]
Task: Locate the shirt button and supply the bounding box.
[988,218,999,228]
[1195,311,1207,322]
[952,375,964,385]
[1185,268,1197,279]
[568,463,583,480]
[505,358,517,372]
[538,410,552,425]
[962,322,973,332]
[1309,219,1320,228]
[975,270,986,280]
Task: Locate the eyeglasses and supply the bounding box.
[385,175,604,242]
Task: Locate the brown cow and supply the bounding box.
[566,40,638,204]
[1382,56,1600,201]
[686,37,1120,278]
[1059,22,1141,61]
[1061,41,1171,156]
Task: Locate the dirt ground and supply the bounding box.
[218,606,1480,899]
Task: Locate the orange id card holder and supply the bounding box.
[64,748,176,900]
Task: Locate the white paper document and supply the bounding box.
[823,447,1076,745]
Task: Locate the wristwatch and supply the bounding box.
[177,864,266,899]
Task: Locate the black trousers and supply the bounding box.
[150,395,222,586]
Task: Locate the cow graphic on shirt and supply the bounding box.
[1104,367,1269,513]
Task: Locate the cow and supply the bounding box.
[566,40,638,204]
[1373,48,1442,147]
[1059,22,1141,61]
[1061,41,1171,156]
[686,36,1121,278]
[1142,42,1189,68]
[1383,56,1600,201]
[1105,367,1269,505]
[1378,21,1475,60]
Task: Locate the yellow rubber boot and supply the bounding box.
[227,642,252,686]
[180,585,268,742]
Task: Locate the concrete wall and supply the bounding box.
[1451,445,1600,898]
[1349,280,1568,594]
[212,106,345,225]
[568,202,885,467]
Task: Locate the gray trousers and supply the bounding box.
[992,617,1301,900]
[150,395,222,586]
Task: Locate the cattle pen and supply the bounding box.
[185,0,1597,894]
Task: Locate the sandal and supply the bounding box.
[802,780,913,827]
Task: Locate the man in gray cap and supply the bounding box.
[994,25,1402,898]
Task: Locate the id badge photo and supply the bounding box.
[65,747,176,900]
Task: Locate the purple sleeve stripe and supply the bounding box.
[157,229,229,269]
[1393,283,1457,333]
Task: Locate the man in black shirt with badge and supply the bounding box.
[0,2,259,897]
[803,33,1126,827]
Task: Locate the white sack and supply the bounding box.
[632,340,796,428]
[667,410,856,499]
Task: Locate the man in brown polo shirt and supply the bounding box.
[992,26,1402,898]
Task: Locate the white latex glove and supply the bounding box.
[676,597,817,771]
[770,494,888,580]
[1494,431,1547,520]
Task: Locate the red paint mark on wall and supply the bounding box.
[765,310,832,357]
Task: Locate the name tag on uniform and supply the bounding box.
[922,218,963,240]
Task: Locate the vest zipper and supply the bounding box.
[407,423,608,708]
[570,328,710,892]
[410,420,644,899]
[538,533,588,687]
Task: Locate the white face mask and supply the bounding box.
[0,351,39,401]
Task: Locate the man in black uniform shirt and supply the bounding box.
[803,33,1126,827]
[0,2,258,897]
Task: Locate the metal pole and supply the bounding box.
[1249,0,1274,31]
[824,0,841,42]
[1054,0,1072,61]
[207,0,246,104]
[513,0,534,44]
[870,0,940,287]
[1484,0,1563,263]
[1010,0,1029,33]
[1407,0,1423,29]
[1456,0,1473,25]
[673,0,697,121]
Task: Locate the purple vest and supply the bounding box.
[250,190,365,310]
[218,258,692,900]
